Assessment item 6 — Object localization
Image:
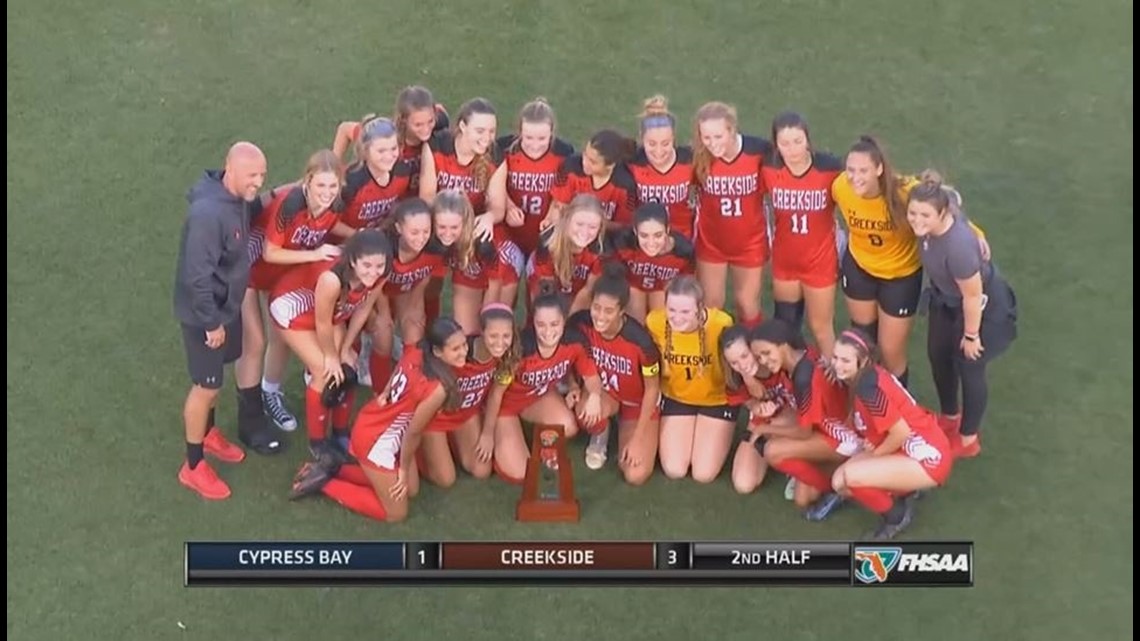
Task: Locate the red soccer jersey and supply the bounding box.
[381,235,447,297]
[761,152,843,282]
[267,259,380,331]
[612,228,695,292]
[340,161,414,231]
[248,187,341,291]
[499,135,575,255]
[568,310,660,406]
[429,131,504,213]
[694,135,772,257]
[726,369,794,408]
[447,231,503,289]
[350,354,442,471]
[852,366,947,449]
[502,326,597,401]
[628,146,696,238]
[525,230,609,298]
[790,349,849,429]
[398,338,498,433]
[550,155,638,226]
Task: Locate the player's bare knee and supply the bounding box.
[623,466,652,486]
[386,506,409,523]
[691,468,719,484]
[661,460,690,480]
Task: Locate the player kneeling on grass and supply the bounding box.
[749,319,862,520]
[481,291,604,484]
[269,230,391,466]
[828,329,955,540]
[648,276,736,484]
[415,304,518,487]
[290,318,468,523]
[568,265,662,482]
[719,325,799,495]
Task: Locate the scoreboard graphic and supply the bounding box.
[185,541,973,587]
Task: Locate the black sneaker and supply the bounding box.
[804,492,846,522]
[237,413,286,456]
[289,462,332,501]
[864,498,917,541]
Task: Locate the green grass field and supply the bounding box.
[7,0,1132,638]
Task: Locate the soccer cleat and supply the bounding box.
[804,492,846,522]
[783,476,797,501]
[865,498,917,541]
[203,429,245,464]
[584,430,609,470]
[955,436,982,459]
[263,390,298,431]
[289,462,333,501]
[178,461,231,500]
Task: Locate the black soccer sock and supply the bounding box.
[773,301,805,331]
[237,386,264,417]
[186,442,205,470]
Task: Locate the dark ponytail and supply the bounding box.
[419,318,464,411]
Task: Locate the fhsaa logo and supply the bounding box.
[854,547,902,584]
[855,546,972,584]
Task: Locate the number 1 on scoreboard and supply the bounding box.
[406,542,440,570]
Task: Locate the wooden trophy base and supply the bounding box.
[516,424,580,522]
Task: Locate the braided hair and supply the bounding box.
[663,275,709,376]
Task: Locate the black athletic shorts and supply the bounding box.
[841,250,923,318]
[660,395,740,422]
[181,318,243,389]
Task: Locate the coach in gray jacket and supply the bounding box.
[173,142,282,500]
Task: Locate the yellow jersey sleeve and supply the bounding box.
[832,174,921,279]
[494,370,514,386]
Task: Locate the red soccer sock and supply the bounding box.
[369,352,393,396]
[332,390,355,433]
[305,387,328,444]
[740,312,765,330]
[321,478,388,521]
[848,486,894,514]
[336,464,371,486]
[493,459,524,485]
[770,458,832,494]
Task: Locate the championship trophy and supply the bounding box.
[516,424,580,522]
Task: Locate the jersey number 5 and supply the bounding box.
[719,198,743,217]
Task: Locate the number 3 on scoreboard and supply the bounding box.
[719,198,742,217]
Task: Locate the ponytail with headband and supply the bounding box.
[839,329,871,352]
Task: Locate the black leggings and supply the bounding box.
[926,284,1017,436]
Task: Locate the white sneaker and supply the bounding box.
[784,476,797,501]
[263,389,298,432]
[585,428,609,470]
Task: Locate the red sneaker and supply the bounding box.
[204,429,246,464]
[938,414,961,436]
[955,436,982,459]
[178,461,231,500]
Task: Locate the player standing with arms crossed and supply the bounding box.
[691,102,772,328]
[761,112,843,355]
[173,142,271,499]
